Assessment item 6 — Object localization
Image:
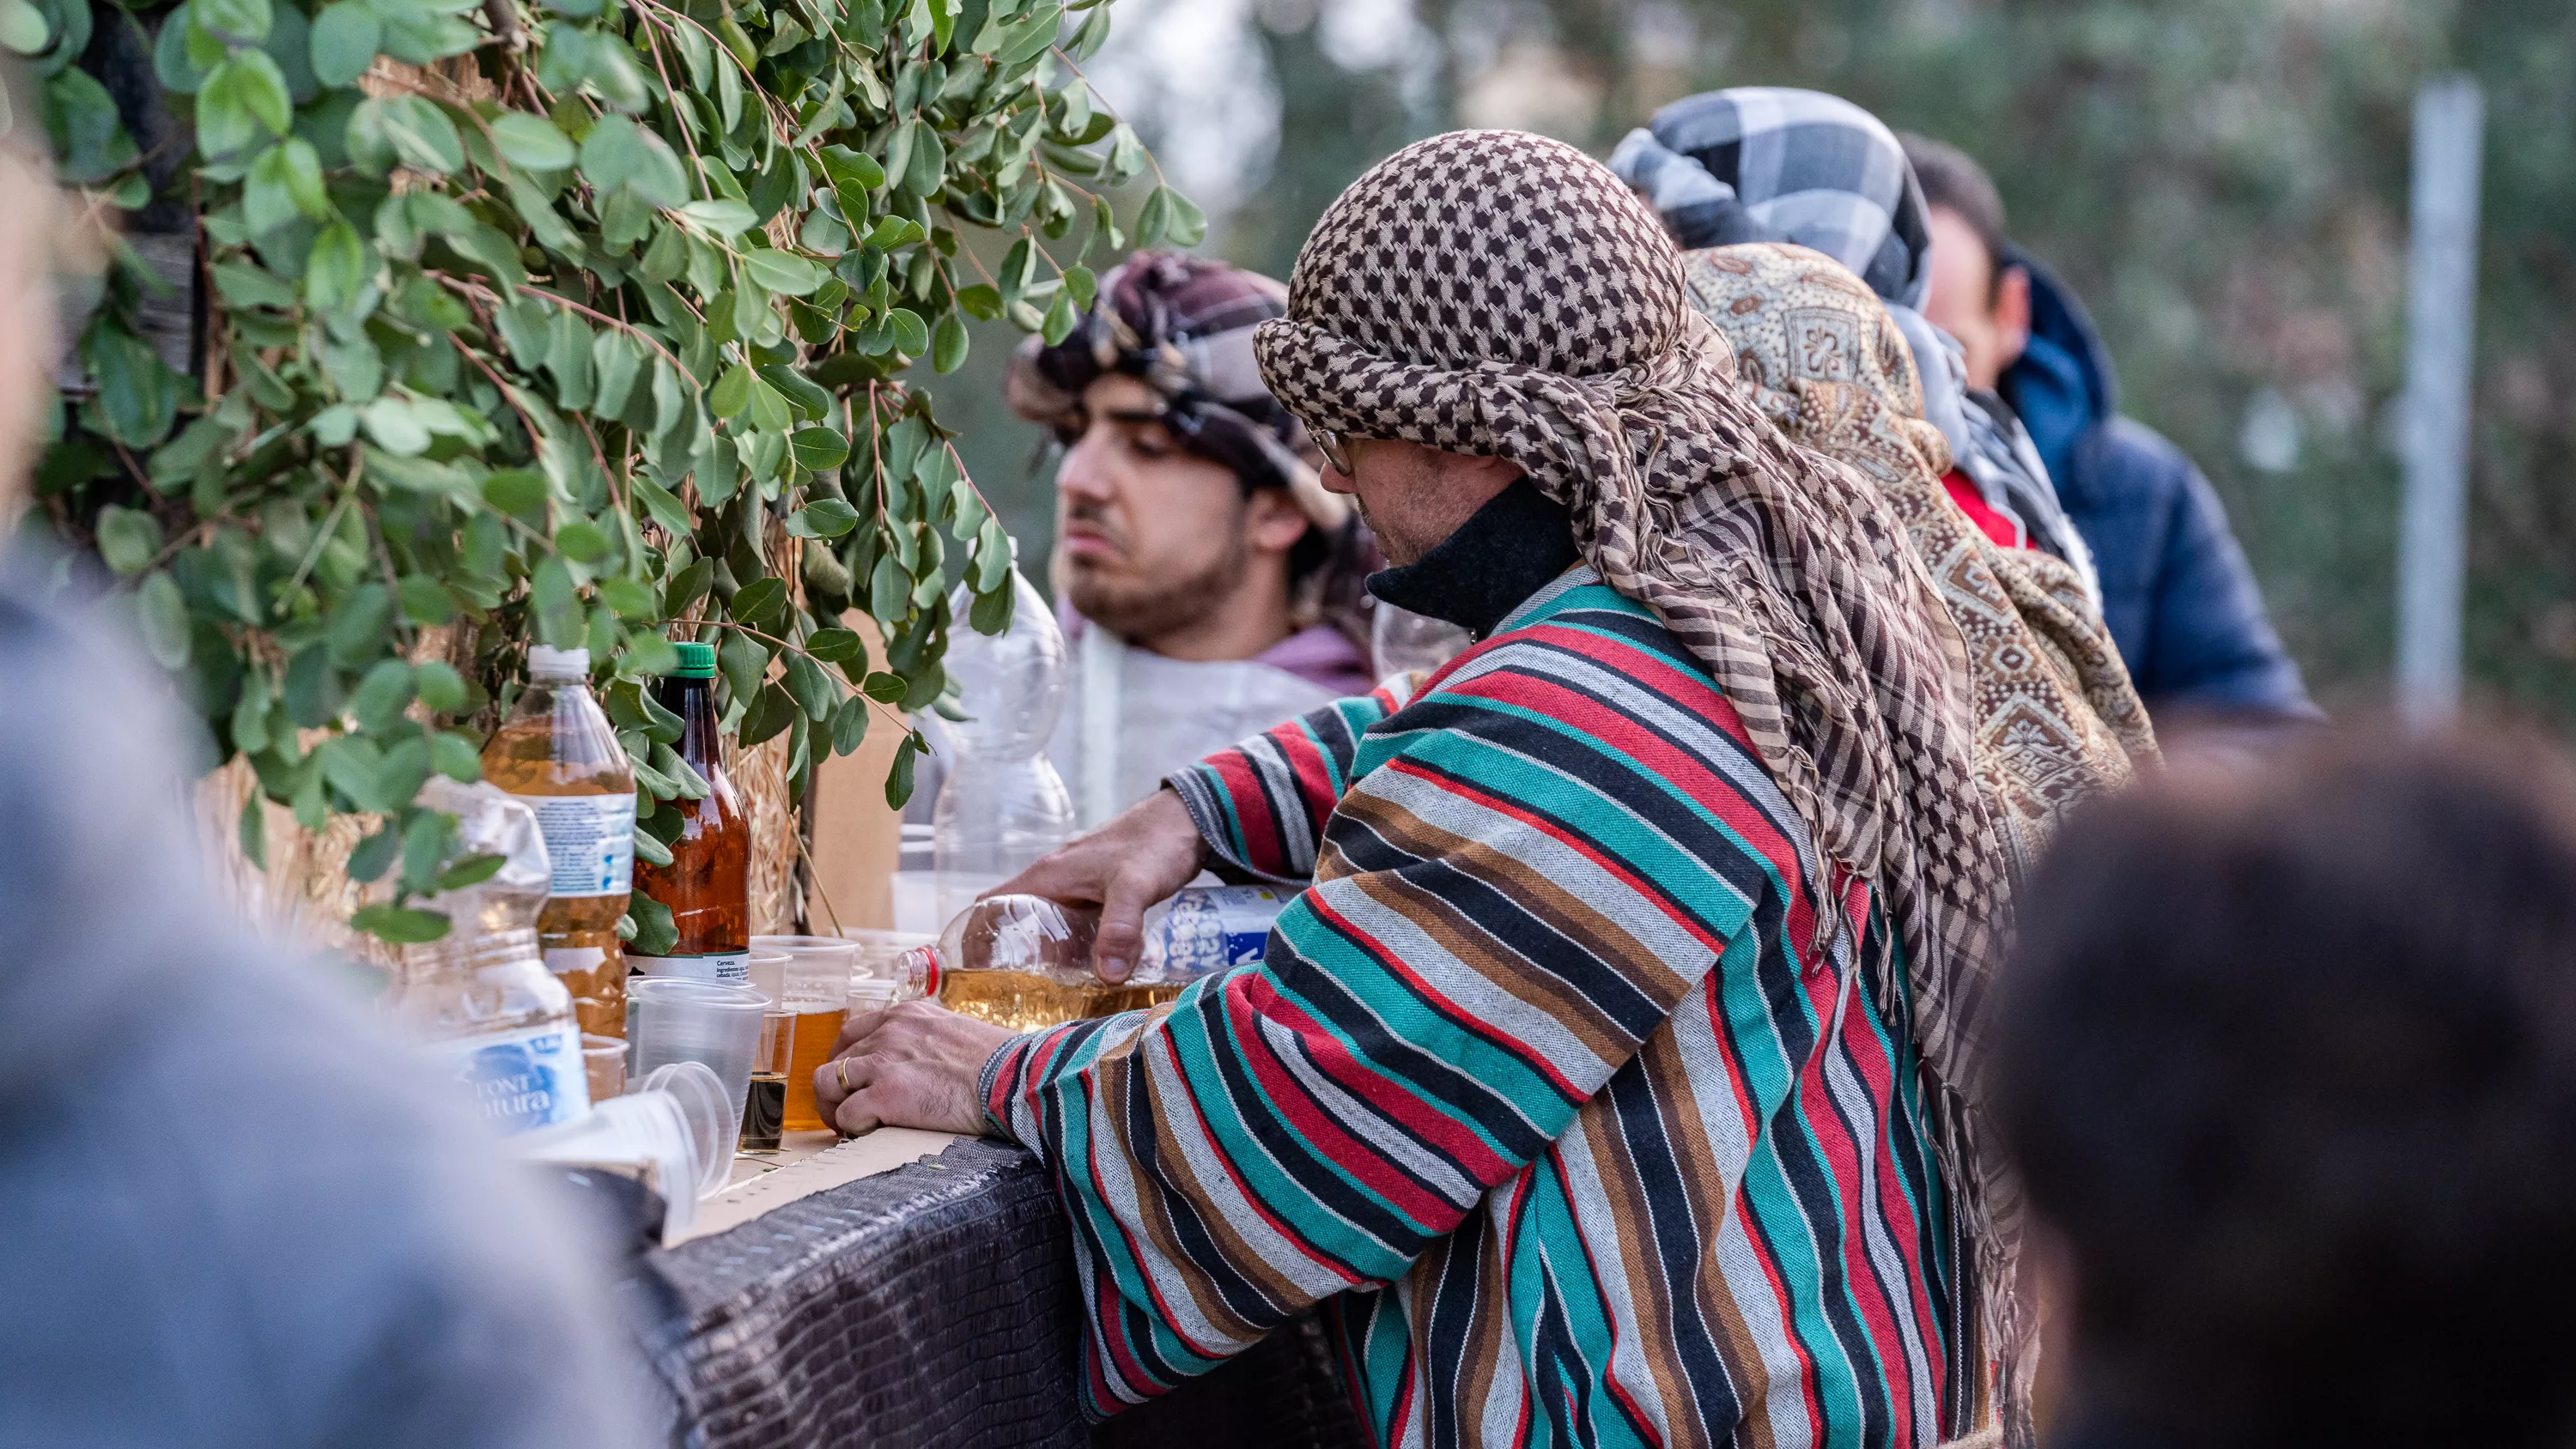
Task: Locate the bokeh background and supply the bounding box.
[924,0,2576,731]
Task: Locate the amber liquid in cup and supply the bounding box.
[782,1004,848,1132]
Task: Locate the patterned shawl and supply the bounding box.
[1252,129,2014,1440]
[1682,243,2159,869]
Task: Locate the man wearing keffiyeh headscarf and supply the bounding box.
[1000,252,1389,827]
[1611,87,2099,615]
[829,130,2017,1449]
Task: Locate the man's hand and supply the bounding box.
[813,1000,1017,1137]
[987,787,1209,983]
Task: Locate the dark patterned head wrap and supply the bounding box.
[1253,129,2018,1443]
[1006,252,1375,644]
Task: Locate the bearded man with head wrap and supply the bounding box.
[823,130,2025,1448]
[1002,253,1386,828]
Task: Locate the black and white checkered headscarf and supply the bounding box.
[1610,88,1932,308]
[1613,89,2099,605]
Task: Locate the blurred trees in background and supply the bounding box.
[941,0,2576,731]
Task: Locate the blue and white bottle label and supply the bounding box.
[433,1022,591,1135]
[514,792,637,898]
[1148,887,1288,977]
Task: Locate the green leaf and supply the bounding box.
[305,220,371,312]
[197,0,271,45]
[481,467,547,517]
[675,197,757,234]
[790,498,860,537]
[902,118,945,197]
[0,0,46,55]
[1160,187,1208,248]
[932,312,969,373]
[805,627,865,664]
[1135,184,1171,249]
[828,694,870,755]
[238,791,266,870]
[360,396,430,456]
[434,850,506,890]
[348,824,402,882]
[95,505,163,576]
[629,471,692,538]
[137,570,191,669]
[789,426,850,471]
[717,628,766,703]
[730,574,788,629]
[489,111,576,171]
[886,307,929,357]
[708,361,752,420]
[743,248,827,296]
[553,519,611,563]
[415,660,468,712]
[350,658,416,733]
[597,576,659,618]
[783,652,836,721]
[738,681,799,747]
[378,94,464,173]
[327,581,393,666]
[431,730,482,782]
[245,137,331,233]
[351,903,451,943]
[397,574,458,625]
[884,731,922,809]
[625,893,676,955]
[1040,287,1078,345]
[308,2,379,87]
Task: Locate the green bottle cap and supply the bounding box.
[668,641,717,678]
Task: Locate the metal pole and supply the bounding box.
[2395,74,2483,728]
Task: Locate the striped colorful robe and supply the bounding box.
[981,567,1961,1448]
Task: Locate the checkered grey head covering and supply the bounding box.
[1609,88,1985,463]
[1256,131,2011,1435]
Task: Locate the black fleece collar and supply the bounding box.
[1364,477,1581,640]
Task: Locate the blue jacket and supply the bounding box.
[2002,254,2321,721]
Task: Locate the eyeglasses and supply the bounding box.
[1313,427,1355,477]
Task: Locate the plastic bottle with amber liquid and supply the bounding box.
[898,888,1290,1031]
[629,641,751,987]
[480,646,635,1038]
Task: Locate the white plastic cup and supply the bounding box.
[628,979,769,1157]
[843,926,937,995]
[513,1059,731,1241]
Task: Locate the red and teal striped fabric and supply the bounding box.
[981,568,1964,1448]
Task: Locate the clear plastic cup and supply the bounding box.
[581,1033,626,1103]
[754,936,861,1131]
[513,1059,732,1241]
[843,926,937,995]
[627,978,770,1159]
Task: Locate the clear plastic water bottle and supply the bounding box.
[385,778,591,1136]
[932,569,1074,919]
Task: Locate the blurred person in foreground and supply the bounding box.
[1004,252,1382,828]
[0,100,636,1449]
[1611,88,2100,609]
[1900,135,2319,732]
[1995,729,2576,1447]
[826,131,2017,1446]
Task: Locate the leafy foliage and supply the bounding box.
[24,0,1206,938]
